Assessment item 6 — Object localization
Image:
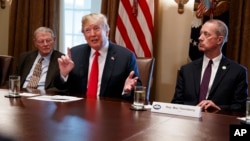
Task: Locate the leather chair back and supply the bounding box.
[136,57,155,104]
[0,55,13,86]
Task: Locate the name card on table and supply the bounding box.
[151,102,202,118]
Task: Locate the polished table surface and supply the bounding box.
[0,89,244,141]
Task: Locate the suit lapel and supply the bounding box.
[193,59,203,98]
[22,52,38,85]
[99,43,116,96]
[45,52,54,88]
[45,51,60,89]
[80,47,91,79]
[209,57,229,96]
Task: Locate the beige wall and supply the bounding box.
[0,2,11,55]
[153,0,194,102]
[0,0,195,103]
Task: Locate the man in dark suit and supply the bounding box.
[15,27,64,91]
[172,19,248,112]
[54,13,140,100]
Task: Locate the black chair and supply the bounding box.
[0,55,13,86]
[136,57,155,104]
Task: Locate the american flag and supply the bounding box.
[189,0,211,61]
[196,0,211,18]
[115,0,154,57]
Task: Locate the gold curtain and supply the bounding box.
[227,0,250,85]
[100,0,120,42]
[8,0,60,70]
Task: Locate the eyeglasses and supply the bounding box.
[35,38,54,44]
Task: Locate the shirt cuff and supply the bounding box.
[122,91,131,95]
[60,74,68,82]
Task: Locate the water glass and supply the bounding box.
[133,86,146,110]
[8,75,20,97]
[246,98,250,122]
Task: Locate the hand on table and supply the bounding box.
[197,100,221,111]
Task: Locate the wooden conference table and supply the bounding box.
[0,88,244,141]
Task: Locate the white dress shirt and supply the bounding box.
[23,51,52,90]
[201,54,222,99]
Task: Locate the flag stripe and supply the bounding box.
[196,0,211,18]
[117,3,142,56]
[138,0,153,36]
[116,15,136,53]
[115,0,154,57]
[137,1,153,55]
[122,0,151,57]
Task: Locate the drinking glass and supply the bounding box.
[8,75,21,97]
[133,86,146,110]
[246,98,250,122]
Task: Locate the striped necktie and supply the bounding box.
[27,57,44,89]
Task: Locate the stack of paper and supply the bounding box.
[28,95,83,102]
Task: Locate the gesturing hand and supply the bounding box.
[123,71,138,92]
[57,47,75,77]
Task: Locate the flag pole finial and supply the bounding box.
[175,0,189,14]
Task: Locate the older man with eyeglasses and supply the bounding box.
[15,27,64,91]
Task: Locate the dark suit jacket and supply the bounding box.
[171,56,248,111]
[15,50,64,90]
[54,42,140,100]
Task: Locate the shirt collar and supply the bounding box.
[38,50,53,61]
[203,53,222,66]
[90,41,109,57]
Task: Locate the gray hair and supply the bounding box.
[206,19,228,45]
[33,27,55,39]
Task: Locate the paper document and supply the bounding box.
[237,117,246,121]
[28,95,83,102]
[20,93,40,97]
[237,117,250,124]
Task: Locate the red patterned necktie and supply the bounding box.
[199,60,213,102]
[86,51,100,98]
[27,57,44,89]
